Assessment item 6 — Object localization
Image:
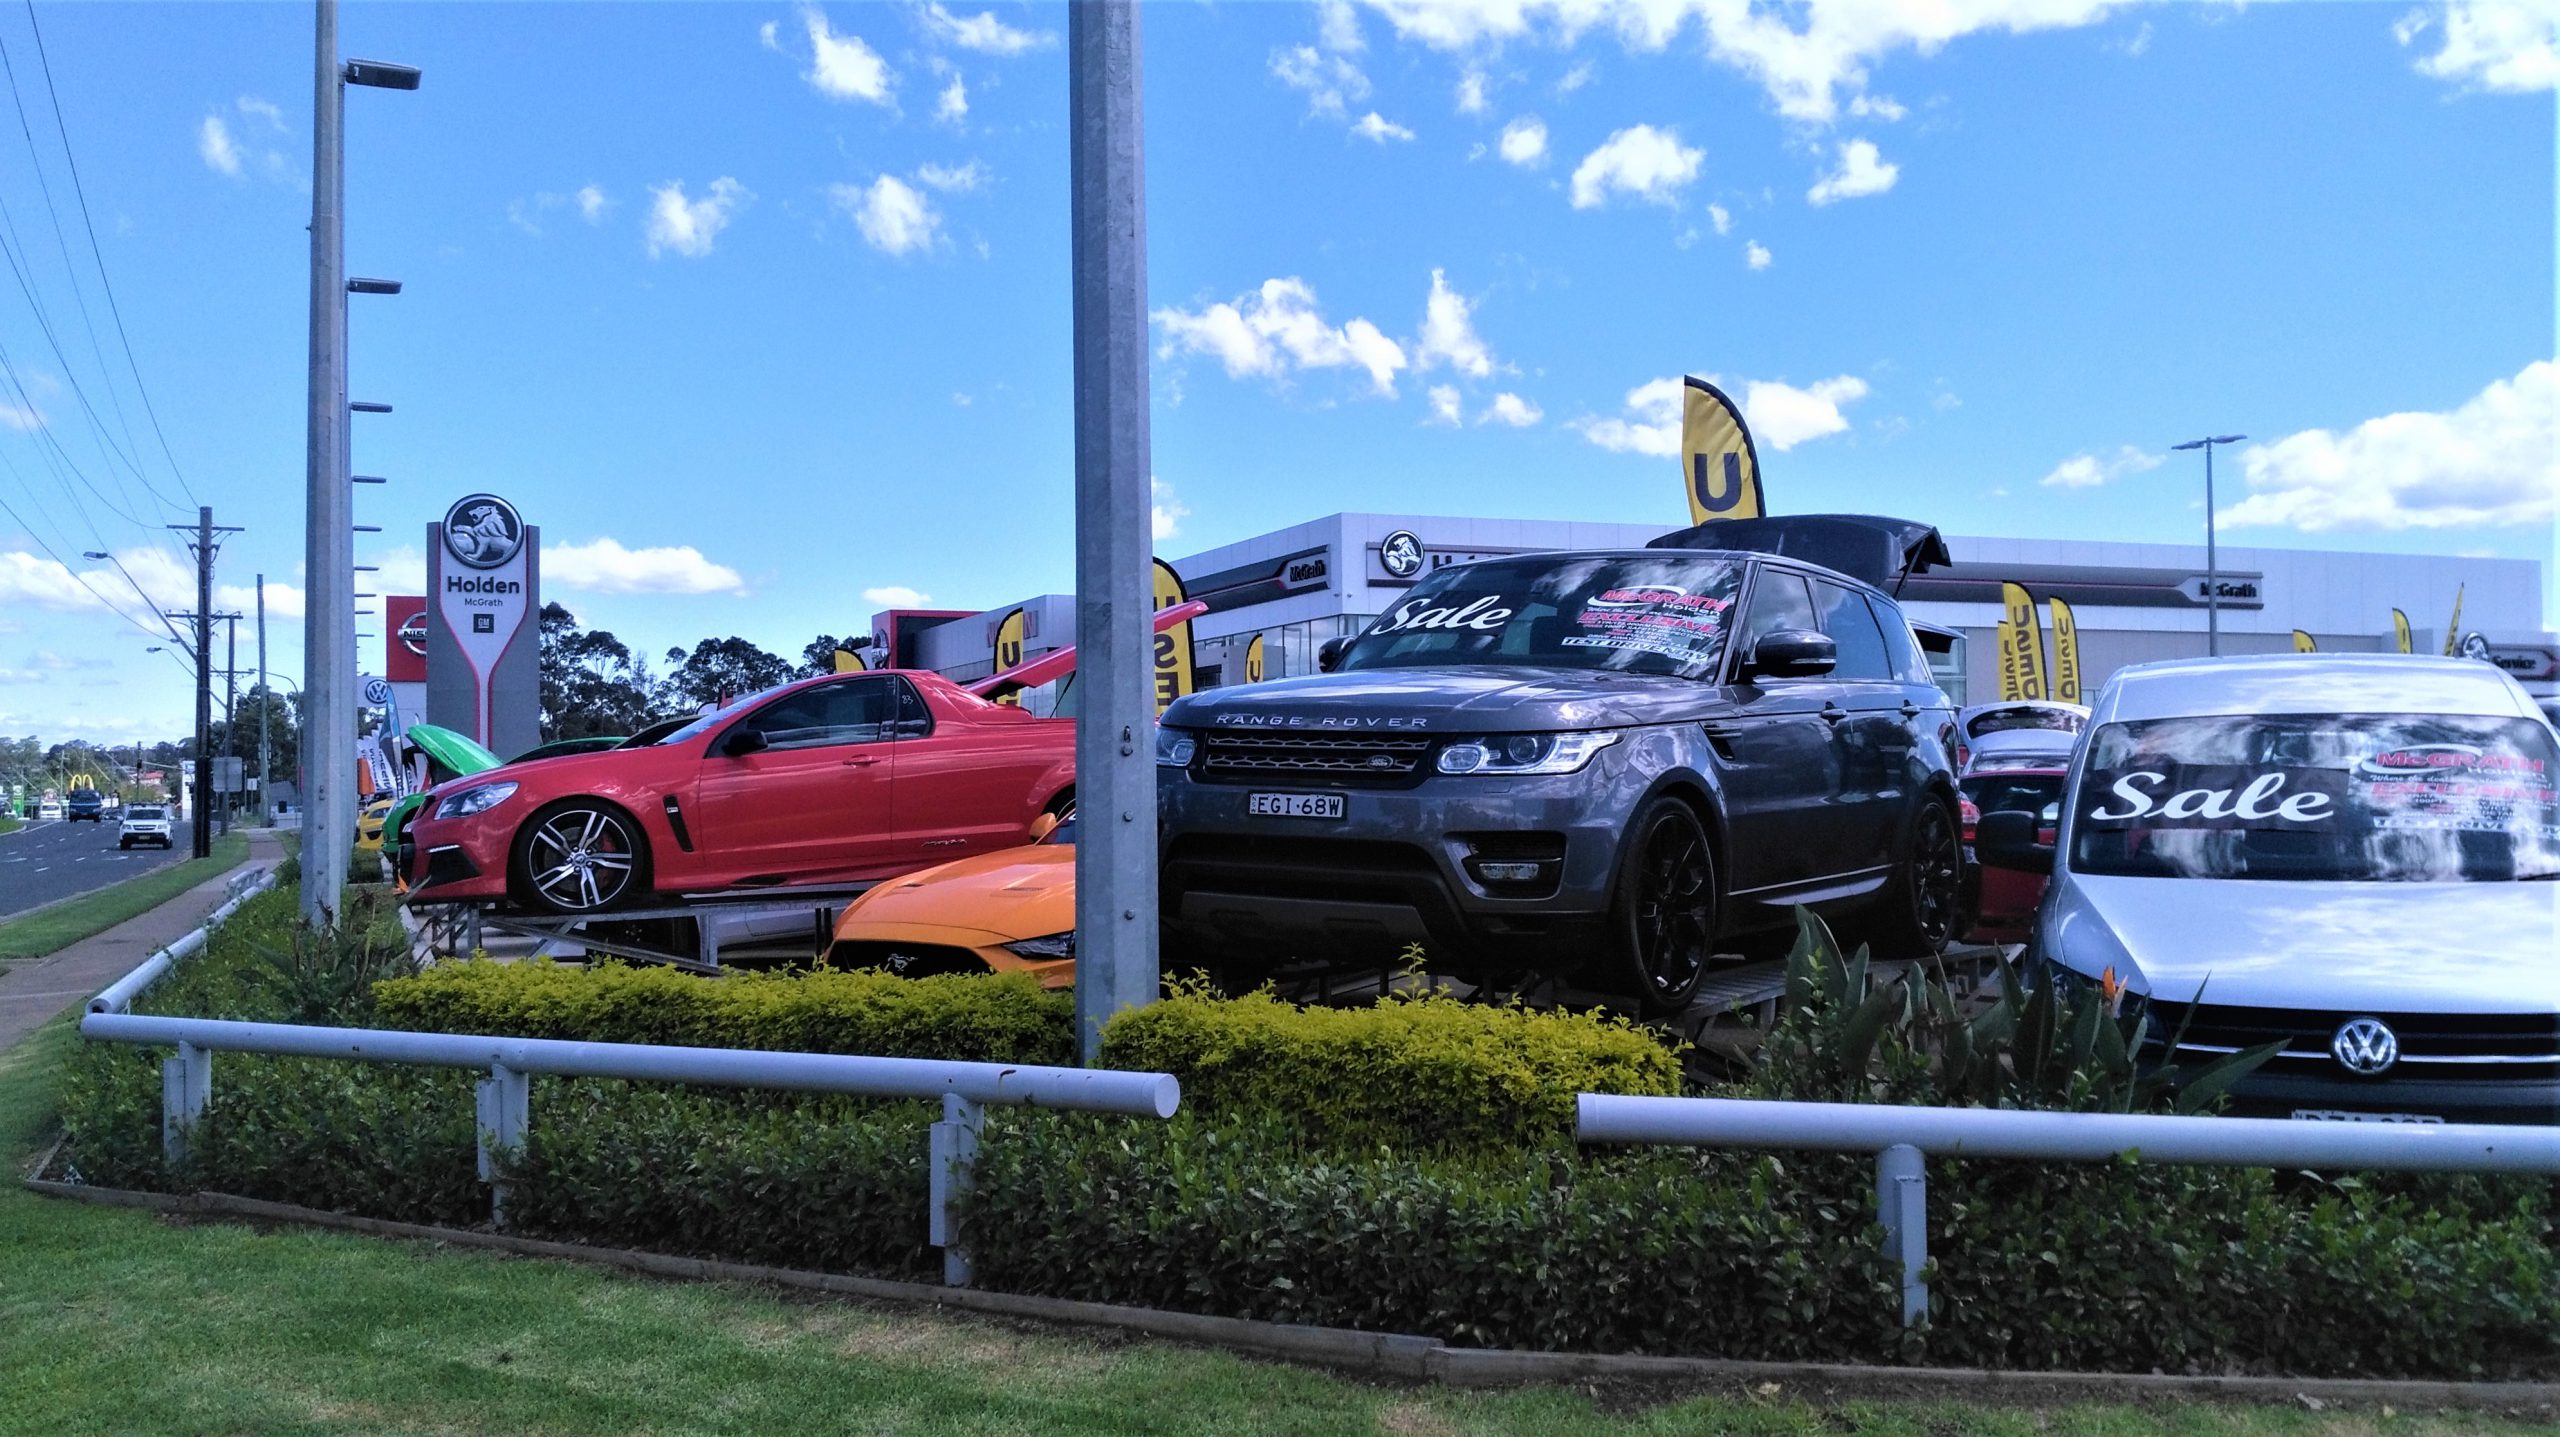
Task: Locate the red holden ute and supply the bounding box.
[405,670,1076,914]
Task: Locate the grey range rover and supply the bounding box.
[1156,514,1966,1013]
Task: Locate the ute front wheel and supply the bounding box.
[512,801,650,915]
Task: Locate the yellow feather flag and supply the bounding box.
[2442,584,2465,656]
[1680,377,1766,524]
[1152,558,1196,716]
[2391,608,2412,655]
[832,647,866,673]
[1244,632,1266,684]
[1995,619,2024,701]
[2292,630,2317,653]
[2000,582,2048,701]
[2047,598,2082,704]
[991,607,1028,705]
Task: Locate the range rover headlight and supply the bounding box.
[434,781,518,819]
[1155,727,1197,768]
[1435,730,1619,776]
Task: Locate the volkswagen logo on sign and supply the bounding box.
[442,493,524,570]
[1380,529,1424,579]
[2330,1016,2400,1076]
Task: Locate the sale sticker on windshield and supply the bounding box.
[2353,744,2557,835]
[1562,585,1735,664]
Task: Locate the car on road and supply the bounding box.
[825,808,1077,987]
[1156,514,1965,1014]
[35,798,61,821]
[66,790,105,822]
[406,669,1077,914]
[117,804,174,850]
[1975,653,2560,1125]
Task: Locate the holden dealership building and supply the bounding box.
[899,513,2557,707]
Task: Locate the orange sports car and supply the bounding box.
[823,809,1076,987]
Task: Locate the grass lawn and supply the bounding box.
[0,829,248,964]
[4,1029,2550,1434]
[0,814,21,835]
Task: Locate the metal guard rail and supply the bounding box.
[88,865,281,1016]
[81,1011,1179,1287]
[1579,1094,2560,1329]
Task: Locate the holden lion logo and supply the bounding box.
[2330,1016,2399,1076]
[1379,530,1424,579]
[442,493,524,570]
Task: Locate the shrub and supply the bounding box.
[1100,982,1681,1153]
[373,960,1078,1065]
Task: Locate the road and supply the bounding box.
[0,816,195,919]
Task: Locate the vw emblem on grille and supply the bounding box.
[2330,1017,2399,1076]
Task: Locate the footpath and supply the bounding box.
[0,829,288,1052]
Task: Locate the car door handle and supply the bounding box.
[1820,703,1847,726]
[1899,701,1923,719]
[841,756,881,768]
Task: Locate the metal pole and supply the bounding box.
[2204,443,2219,658]
[303,0,349,924]
[256,576,270,823]
[1875,1143,1928,1327]
[220,615,237,834]
[1067,0,1158,1065]
[192,506,212,860]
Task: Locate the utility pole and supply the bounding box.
[257,575,270,825]
[221,613,239,834]
[2171,434,2247,658]
[1068,0,1158,1064]
[166,507,239,860]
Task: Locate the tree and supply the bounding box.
[662,635,793,710]
[209,684,304,793]
[539,602,663,740]
[796,634,853,679]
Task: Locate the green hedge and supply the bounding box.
[1098,983,1679,1152]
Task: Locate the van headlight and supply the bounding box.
[434,781,518,819]
[1435,731,1619,776]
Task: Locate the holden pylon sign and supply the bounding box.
[425,492,541,758]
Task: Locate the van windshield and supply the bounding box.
[2071,713,2560,882]
[1338,556,1746,679]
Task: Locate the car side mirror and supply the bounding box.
[722,727,770,757]
[1976,809,2055,874]
[1743,628,1836,681]
[1317,636,1352,673]
[1025,811,1059,844]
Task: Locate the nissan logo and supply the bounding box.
[442,493,525,570]
[398,609,429,656]
[2330,1016,2399,1076]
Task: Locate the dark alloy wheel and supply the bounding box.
[513,801,649,915]
[1860,797,1963,960]
[1603,797,1718,1015]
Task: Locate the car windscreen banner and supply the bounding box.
[2048,597,2081,704]
[1679,376,1764,525]
[2000,582,2049,701]
[1152,558,1196,716]
[1561,574,1742,667]
[1350,556,1743,678]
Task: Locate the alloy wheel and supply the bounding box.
[1630,809,1713,1006]
[1909,801,1961,951]
[525,806,639,912]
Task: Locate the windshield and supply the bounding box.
[655,687,786,747]
[127,806,164,819]
[1338,555,1746,679]
[2071,713,2560,882]
[1970,706,2084,737]
[1963,773,2064,817]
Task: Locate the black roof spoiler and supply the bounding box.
[1647,513,1953,595]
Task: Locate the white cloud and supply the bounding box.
[1745,240,1772,270]
[2039,445,2164,489]
[759,19,780,50]
[645,178,749,259]
[1272,43,1371,118]
[1456,68,1491,114]
[1152,277,1408,396]
[1480,392,1543,427]
[1557,59,1595,93]
[235,96,286,132]
[1352,111,1417,142]
[1573,372,1870,456]
[1497,114,1548,166]
[1416,268,1494,378]
[863,585,931,608]
[197,115,240,177]
[1707,202,1732,234]
[363,546,429,596]
[575,185,609,223]
[0,549,107,609]
[1569,124,1702,209]
[837,175,941,256]
[1319,0,1367,52]
[548,539,746,596]
[2220,361,2560,532]
[936,74,969,123]
[1151,477,1189,541]
[1426,384,1464,426]
[802,8,896,104]
[1807,138,1898,205]
[1358,0,2128,126]
[2398,0,2558,92]
[915,160,987,192]
[1848,93,1907,121]
[0,398,41,430]
[922,3,1052,56]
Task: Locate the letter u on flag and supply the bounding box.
[2000,582,2048,701]
[1680,376,1765,524]
[1995,619,2023,701]
[1244,632,1266,684]
[991,607,1028,705]
[1152,558,1196,717]
[2047,598,2081,704]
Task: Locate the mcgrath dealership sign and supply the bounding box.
[425,493,541,757]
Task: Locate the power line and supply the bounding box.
[0,485,190,664]
[18,1,195,510]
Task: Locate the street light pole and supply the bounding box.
[2171,434,2247,657]
[257,573,270,823]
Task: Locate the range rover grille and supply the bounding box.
[1198,732,1435,783]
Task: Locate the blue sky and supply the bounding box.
[1,0,2553,743]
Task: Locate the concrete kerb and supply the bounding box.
[19,1176,2560,1415]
